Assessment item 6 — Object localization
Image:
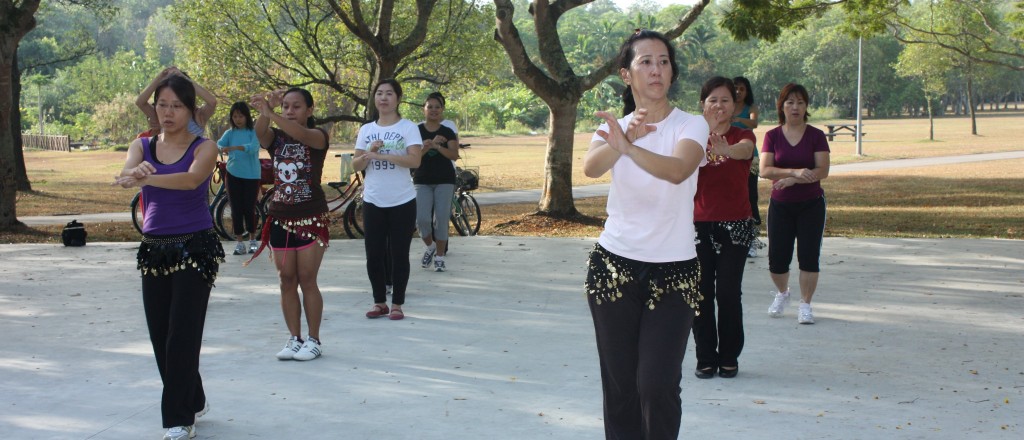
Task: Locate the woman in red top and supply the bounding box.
[692,76,757,379]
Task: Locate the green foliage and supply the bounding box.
[14,0,1022,143]
[90,93,150,145]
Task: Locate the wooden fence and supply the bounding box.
[22,134,71,152]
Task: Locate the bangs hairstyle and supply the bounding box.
[777,83,810,124]
[284,87,316,128]
[371,78,403,121]
[152,75,197,116]
[229,101,254,129]
[425,91,445,108]
[616,29,679,117]
[700,76,737,103]
[733,76,754,106]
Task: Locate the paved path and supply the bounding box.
[1,237,1021,439]
[18,150,1024,225]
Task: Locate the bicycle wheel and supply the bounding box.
[131,192,144,234]
[462,194,481,235]
[343,197,365,239]
[450,197,469,237]
[213,195,234,240]
[452,193,481,236]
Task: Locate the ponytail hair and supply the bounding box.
[615,29,678,116]
[284,87,316,128]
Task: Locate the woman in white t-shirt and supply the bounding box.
[353,79,423,321]
[583,30,708,440]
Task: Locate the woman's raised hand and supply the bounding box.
[703,103,730,129]
[624,108,657,143]
[249,94,270,113]
[707,132,729,157]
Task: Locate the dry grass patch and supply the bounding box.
[9,113,1024,242]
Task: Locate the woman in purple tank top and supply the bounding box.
[116,75,223,440]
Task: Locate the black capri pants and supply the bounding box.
[767,195,826,274]
[363,199,416,305]
[226,173,260,237]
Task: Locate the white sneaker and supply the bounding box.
[276,336,303,360]
[249,239,259,253]
[293,337,322,361]
[195,401,209,420]
[421,246,436,268]
[163,425,196,440]
[798,303,815,324]
[768,290,790,318]
[233,242,247,255]
[747,243,757,258]
[434,258,446,272]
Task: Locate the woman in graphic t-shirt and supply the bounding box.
[353,79,423,321]
[249,87,330,361]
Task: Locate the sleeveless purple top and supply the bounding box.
[140,136,213,235]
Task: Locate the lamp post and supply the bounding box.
[856,36,863,156]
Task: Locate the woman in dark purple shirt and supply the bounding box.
[116,75,223,440]
[759,83,830,325]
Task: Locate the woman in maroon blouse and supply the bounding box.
[692,76,757,379]
[760,83,831,325]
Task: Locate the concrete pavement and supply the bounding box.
[1,236,1022,439]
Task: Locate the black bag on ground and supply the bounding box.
[61,220,87,247]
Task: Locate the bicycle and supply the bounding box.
[341,145,480,239]
[211,157,275,241]
[450,166,481,236]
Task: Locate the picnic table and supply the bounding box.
[824,124,866,141]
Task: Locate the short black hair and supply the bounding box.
[229,101,254,129]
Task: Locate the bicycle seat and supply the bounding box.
[327,181,349,189]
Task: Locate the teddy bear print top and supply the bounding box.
[265,127,329,219]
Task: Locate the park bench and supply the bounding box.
[824,124,866,141]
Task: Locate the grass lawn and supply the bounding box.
[6,112,1024,242]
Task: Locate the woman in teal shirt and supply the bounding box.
[217,101,262,255]
[733,76,762,257]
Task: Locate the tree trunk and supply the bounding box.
[926,92,934,141]
[1,37,25,229]
[538,101,579,217]
[12,50,31,191]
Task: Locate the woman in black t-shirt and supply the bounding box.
[414,92,460,272]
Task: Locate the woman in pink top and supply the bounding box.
[760,83,831,325]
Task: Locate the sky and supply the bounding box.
[612,0,699,11]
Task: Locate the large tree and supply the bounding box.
[492,0,907,217]
[888,0,1024,72]
[1,0,45,229]
[492,0,711,217]
[174,0,498,124]
[1,0,109,230]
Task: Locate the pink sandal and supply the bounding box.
[366,304,389,319]
[388,308,405,321]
